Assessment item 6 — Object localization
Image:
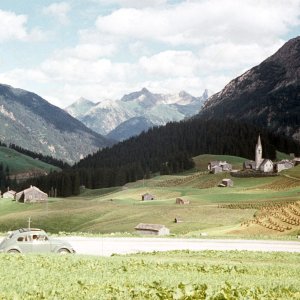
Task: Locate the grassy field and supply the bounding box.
[0,250,299,299]
[0,146,60,175]
[0,156,299,238]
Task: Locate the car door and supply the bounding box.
[31,234,51,253]
[17,235,33,253]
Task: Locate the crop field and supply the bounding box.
[0,250,299,299]
[0,156,299,237]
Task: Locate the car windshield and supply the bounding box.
[6,231,14,239]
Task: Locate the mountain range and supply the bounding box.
[199,36,300,142]
[65,88,209,141]
[0,84,112,164]
[0,35,299,169]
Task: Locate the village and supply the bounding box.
[1,135,299,237]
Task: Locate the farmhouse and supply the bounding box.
[141,193,155,201]
[135,223,170,236]
[219,178,234,187]
[2,189,16,199]
[15,185,48,203]
[294,158,300,166]
[243,135,274,173]
[208,161,232,173]
[175,197,190,205]
[275,160,294,173]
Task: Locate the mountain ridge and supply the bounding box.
[199,36,300,141]
[0,84,112,164]
[65,88,209,139]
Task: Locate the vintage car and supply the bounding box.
[0,228,75,254]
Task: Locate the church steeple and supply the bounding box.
[255,134,263,170]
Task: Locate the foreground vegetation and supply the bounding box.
[0,250,299,299]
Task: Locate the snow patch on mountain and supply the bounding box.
[65,88,209,140]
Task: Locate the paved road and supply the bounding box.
[61,237,300,256]
[1,236,299,255]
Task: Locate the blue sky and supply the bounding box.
[0,0,299,107]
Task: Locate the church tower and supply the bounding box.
[255,134,263,170]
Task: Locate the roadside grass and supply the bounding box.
[0,146,60,175]
[0,250,299,299]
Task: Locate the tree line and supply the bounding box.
[19,118,300,197]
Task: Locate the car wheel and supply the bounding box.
[8,249,20,254]
[58,248,70,254]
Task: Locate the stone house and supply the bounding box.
[293,158,300,166]
[142,193,155,201]
[275,160,294,173]
[134,223,170,236]
[175,197,190,205]
[208,161,232,173]
[259,159,273,173]
[15,186,48,203]
[3,190,16,199]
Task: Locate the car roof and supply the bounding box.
[14,228,46,234]
[19,228,44,232]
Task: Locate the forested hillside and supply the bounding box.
[22,118,300,197]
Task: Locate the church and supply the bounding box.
[243,135,273,173]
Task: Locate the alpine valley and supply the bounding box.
[65,88,209,141]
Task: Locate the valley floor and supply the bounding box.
[0,156,299,239]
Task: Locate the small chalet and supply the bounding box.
[275,160,294,173]
[134,223,170,236]
[141,193,155,201]
[293,158,300,166]
[219,178,234,187]
[175,197,190,205]
[15,186,48,203]
[208,161,232,174]
[3,189,16,199]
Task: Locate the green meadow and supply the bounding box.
[0,146,60,175]
[0,155,299,238]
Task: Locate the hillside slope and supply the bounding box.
[0,84,112,163]
[199,36,300,141]
[0,146,60,181]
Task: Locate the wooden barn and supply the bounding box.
[142,193,155,201]
[2,190,16,199]
[219,178,234,187]
[175,197,190,205]
[134,223,170,236]
[15,186,48,203]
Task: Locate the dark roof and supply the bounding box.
[135,223,166,231]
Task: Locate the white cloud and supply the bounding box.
[43,2,71,25]
[0,10,44,42]
[54,43,117,60]
[93,0,167,8]
[95,0,300,45]
[198,41,286,73]
[139,51,200,77]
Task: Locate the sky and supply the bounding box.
[0,0,299,108]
